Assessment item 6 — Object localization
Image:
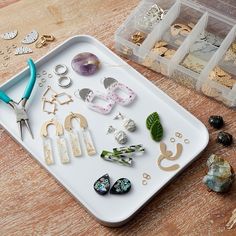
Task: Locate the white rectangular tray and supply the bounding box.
[0,35,209,226]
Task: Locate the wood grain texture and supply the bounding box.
[0,0,236,235]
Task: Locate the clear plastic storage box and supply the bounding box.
[115,0,236,107]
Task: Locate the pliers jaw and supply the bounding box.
[9,100,34,141]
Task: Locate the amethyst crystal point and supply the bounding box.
[71,52,100,76]
[94,174,110,195]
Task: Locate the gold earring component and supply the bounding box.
[65,112,96,156]
[41,119,70,165]
[42,98,57,115]
[152,40,176,59]
[64,112,87,157]
[35,34,55,48]
[157,142,183,172]
[42,86,57,103]
[53,92,73,105]
[171,23,192,37]
[130,31,146,46]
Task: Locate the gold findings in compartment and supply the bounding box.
[64,112,96,157]
[181,54,206,74]
[170,23,193,37]
[130,31,146,46]
[41,119,70,165]
[152,41,176,59]
[208,66,235,89]
[224,42,236,64]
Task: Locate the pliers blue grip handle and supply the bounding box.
[22,58,36,100]
[0,58,36,104]
[0,90,11,103]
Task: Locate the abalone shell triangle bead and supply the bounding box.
[110,178,131,194]
[94,174,110,195]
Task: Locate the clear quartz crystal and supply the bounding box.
[57,136,70,164]
[42,137,54,165]
[82,129,96,156]
[69,130,82,157]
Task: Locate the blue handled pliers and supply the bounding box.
[0,58,37,141]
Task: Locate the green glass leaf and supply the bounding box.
[150,120,163,142]
[146,112,160,130]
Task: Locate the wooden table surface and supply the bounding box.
[0,0,236,235]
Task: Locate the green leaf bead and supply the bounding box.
[150,120,163,142]
[146,112,160,130]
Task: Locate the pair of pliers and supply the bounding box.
[0,58,37,141]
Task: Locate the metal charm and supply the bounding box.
[15,47,33,55]
[22,30,39,44]
[58,76,72,88]
[114,112,136,132]
[107,126,128,145]
[54,64,68,76]
[0,30,18,40]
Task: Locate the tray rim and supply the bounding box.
[0,35,209,227]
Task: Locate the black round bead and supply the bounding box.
[208,116,224,129]
[217,131,233,146]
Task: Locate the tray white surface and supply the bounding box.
[0,35,209,226]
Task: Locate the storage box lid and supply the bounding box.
[190,0,236,23]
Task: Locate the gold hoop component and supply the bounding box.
[143,173,151,180]
[175,132,183,138]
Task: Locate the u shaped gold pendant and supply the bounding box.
[41,119,70,165]
[64,112,96,157]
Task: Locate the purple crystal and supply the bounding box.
[71,52,100,76]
